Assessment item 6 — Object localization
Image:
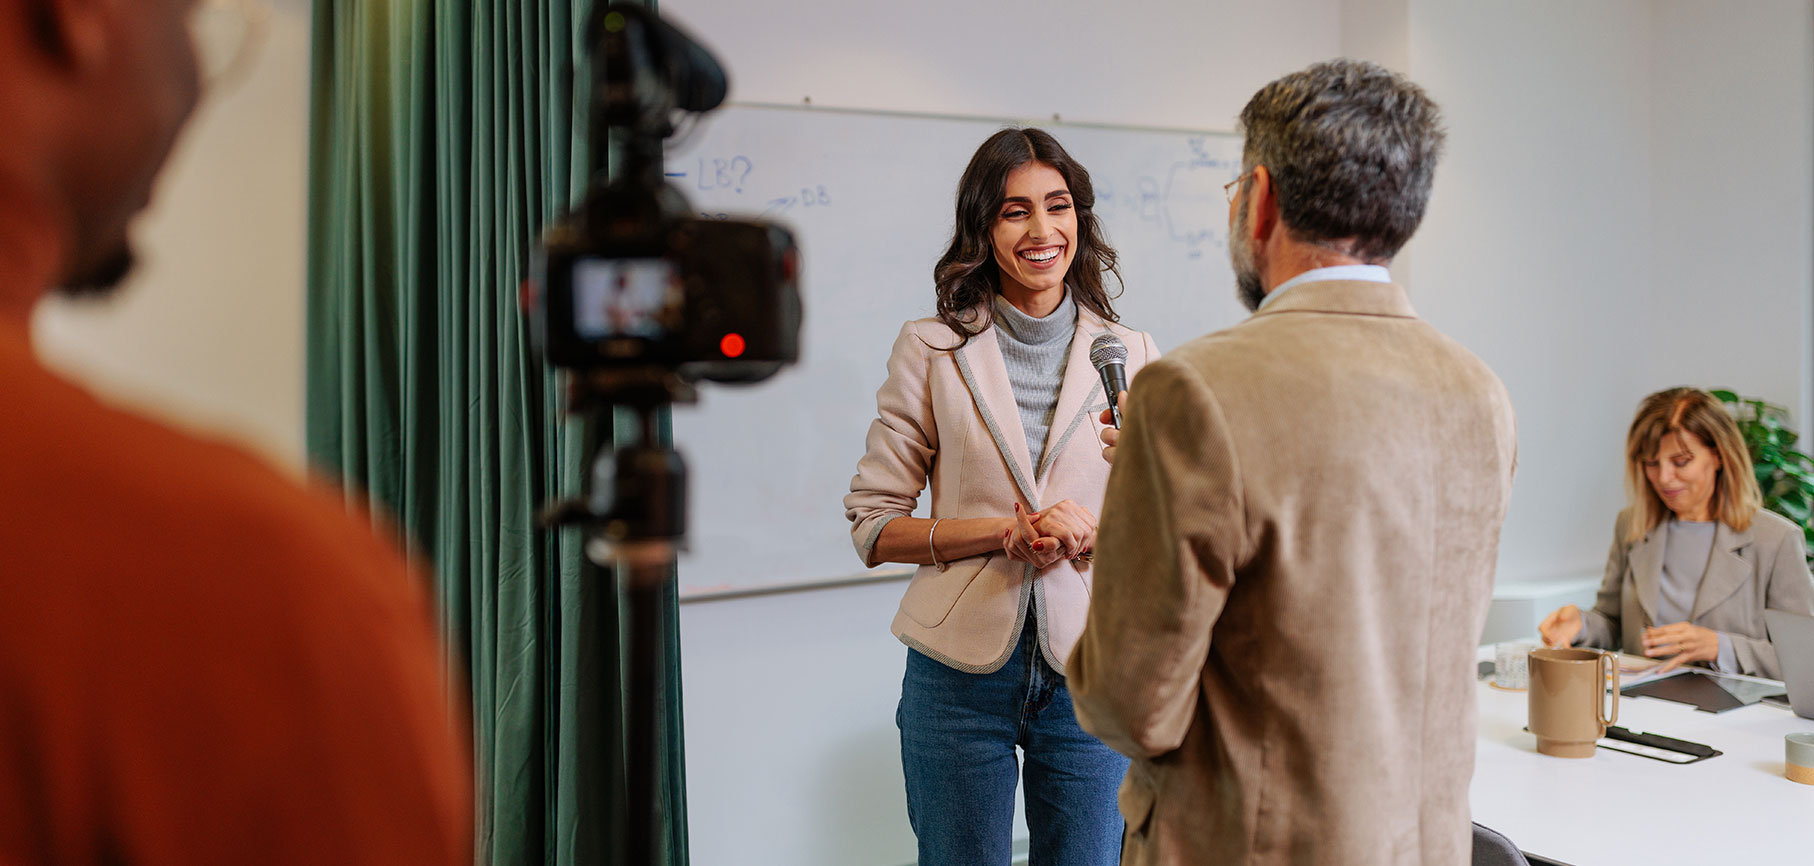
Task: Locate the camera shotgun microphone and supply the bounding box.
[1089,334,1129,429]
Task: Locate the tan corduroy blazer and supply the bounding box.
[1577,507,1814,679]
[1070,281,1517,866]
[844,305,1158,673]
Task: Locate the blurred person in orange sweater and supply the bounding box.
[0,1,471,864]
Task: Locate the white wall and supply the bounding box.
[1406,0,1661,582]
[30,0,311,474]
[672,0,1341,132]
[1648,0,1813,425]
[22,2,1812,865]
[678,583,914,865]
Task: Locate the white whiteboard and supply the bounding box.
[666,103,1248,595]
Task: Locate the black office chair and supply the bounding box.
[1471,823,1529,866]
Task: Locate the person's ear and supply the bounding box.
[1247,165,1280,245]
[28,0,110,74]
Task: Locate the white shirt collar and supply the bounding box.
[1256,264,1392,311]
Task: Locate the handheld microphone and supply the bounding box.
[1089,334,1128,428]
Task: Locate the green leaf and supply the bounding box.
[1723,390,1814,534]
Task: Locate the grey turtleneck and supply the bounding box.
[992,291,1076,473]
[1658,519,1715,627]
[1657,517,1737,671]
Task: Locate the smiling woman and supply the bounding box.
[1540,387,1814,680]
[930,128,1123,349]
[842,127,1161,866]
[990,162,1077,316]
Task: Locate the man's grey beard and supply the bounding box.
[55,247,135,301]
[1235,266,1264,312]
[1229,205,1265,312]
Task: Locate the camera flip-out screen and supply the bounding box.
[573,257,677,340]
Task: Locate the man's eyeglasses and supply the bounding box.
[1223,171,1252,204]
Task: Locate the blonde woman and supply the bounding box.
[1540,387,1814,677]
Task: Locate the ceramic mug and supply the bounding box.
[1528,647,1619,758]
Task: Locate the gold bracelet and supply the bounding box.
[929,517,947,571]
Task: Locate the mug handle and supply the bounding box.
[1599,651,1620,728]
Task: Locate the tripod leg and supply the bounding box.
[617,541,679,866]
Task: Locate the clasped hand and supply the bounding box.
[1002,500,1096,569]
[1642,622,1720,674]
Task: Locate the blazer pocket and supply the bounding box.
[1072,558,1093,596]
[900,557,990,628]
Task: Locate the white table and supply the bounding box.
[1471,673,1814,864]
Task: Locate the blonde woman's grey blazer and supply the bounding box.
[1576,507,1814,679]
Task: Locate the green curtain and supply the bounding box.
[304,2,688,864]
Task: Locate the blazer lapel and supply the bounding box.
[952,324,1039,508]
[1691,521,1754,620]
[1629,524,1665,627]
[1036,311,1112,485]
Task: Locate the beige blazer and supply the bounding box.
[844,305,1158,673]
[1069,281,1517,866]
[1577,507,1814,679]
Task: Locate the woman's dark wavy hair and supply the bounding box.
[931,127,1122,348]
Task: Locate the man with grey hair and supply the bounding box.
[1069,59,1517,865]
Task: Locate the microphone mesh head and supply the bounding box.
[1089,334,1128,370]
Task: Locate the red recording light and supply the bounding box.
[720,333,746,358]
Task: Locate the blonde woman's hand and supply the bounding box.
[1644,622,1721,674]
[1538,605,1583,648]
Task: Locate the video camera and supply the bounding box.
[528,3,801,384]
[527,7,801,865]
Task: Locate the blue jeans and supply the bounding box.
[897,611,1128,866]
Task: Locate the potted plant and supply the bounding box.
[1713,389,1814,566]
